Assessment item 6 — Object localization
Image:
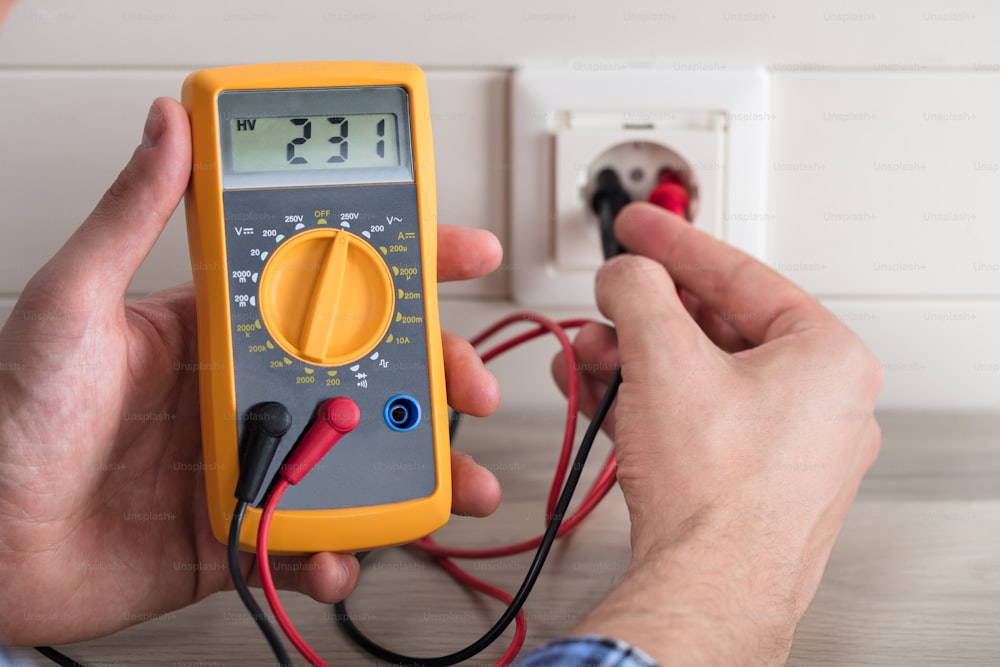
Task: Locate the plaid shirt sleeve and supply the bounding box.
[514,635,659,667]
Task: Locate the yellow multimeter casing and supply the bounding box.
[182,62,451,554]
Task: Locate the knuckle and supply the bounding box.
[852,344,885,400]
[866,420,883,468]
[829,329,884,401]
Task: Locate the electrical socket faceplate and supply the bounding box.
[555,113,725,271]
[510,67,769,307]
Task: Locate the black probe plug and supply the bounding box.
[235,402,293,503]
[229,402,295,667]
[590,167,632,260]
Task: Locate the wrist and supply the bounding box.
[572,521,798,667]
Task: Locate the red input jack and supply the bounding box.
[279,397,361,484]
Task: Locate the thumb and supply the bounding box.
[33,97,191,311]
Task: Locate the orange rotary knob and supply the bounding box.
[259,229,395,366]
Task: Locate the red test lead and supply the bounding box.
[258,397,361,667]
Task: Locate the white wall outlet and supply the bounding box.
[510,67,769,307]
[555,113,726,271]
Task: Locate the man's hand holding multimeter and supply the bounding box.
[0,91,503,646]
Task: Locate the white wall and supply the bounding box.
[1,0,998,411]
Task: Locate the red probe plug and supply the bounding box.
[647,169,690,218]
[280,397,361,484]
[258,396,361,667]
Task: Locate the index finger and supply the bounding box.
[615,202,836,345]
[437,224,502,283]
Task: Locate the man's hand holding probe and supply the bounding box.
[552,202,883,666]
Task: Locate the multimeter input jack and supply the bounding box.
[384,394,421,432]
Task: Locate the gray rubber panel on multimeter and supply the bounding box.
[224,184,437,510]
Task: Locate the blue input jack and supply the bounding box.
[383,395,421,432]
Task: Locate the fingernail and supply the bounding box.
[142,101,164,148]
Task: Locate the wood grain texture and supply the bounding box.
[10,411,1000,666]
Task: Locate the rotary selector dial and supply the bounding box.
[258,229,395,366]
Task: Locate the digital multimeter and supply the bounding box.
[182,62,450,554]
